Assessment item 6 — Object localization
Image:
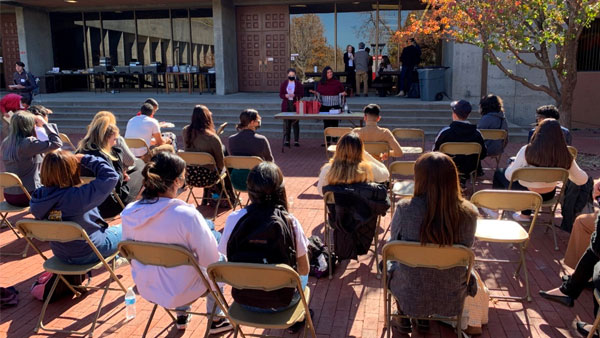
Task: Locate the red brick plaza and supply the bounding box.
[1,131,599,338]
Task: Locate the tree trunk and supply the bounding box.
[558,80,576,129]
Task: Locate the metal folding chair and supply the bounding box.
[323,127,352,157]
[440,142,482,194]
[223,156,263,211]
[0,172,31,257]
[479,129,508,170]
[59,133,77,152]
[388,161,415,217]
[392,128,425,156]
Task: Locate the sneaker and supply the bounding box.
[481,207,499,219]
[512,212,532,222]
[294,142,300,147]
[209,318,233,335]
[284,142,290,148]
[113,256,129,269]
[176,314,192,330]
[396,90,405,97]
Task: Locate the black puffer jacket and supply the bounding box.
[323,182,390,260]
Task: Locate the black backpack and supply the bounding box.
[307,236,336,278]
[226,204,297,309]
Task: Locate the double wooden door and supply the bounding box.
[236,5,290,92]
[1,14,20,88]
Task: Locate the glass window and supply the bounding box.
[50,12,86,70]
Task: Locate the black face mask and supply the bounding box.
[288,76,295,81]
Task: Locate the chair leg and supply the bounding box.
[202,301,218,338]
[373,222,381,280]
[520,244,532,302]
[36,273,61,333]
[142,304,158,338]
[549,221,559,251]
[588,313,600,338]
[456,313,462,337]
[89,270,113,336]
[325,221,333,280]
[385,291,391,338]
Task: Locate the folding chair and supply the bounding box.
[16,220,127,336]
[439,142,482,194]
[364,141,390,166]
[324,127,352,157]
[59,133,77,152]
[479,129,508,170]
[207,262,316,338]
[323,191,382,279]
[508,167,569,251]
[388,161,415,217]
[124,137,151,161]
[470,190,542,301]
[217,122,228,135]
[587,289,600,338]
[178,152,233,220]
[223,156,263,211]
[383,241,474,338]
[118,240,226,338]
[0,172,31,257]
[392,128,425,156]
[568,145,578,159]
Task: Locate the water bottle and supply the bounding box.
[343,102,349,113]
[313,66,318,72]
[125,287,136,320]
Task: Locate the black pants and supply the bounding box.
[345,68,356,92]
[284,100,299,143]
[561,247,600,315]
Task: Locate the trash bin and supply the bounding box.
[417,67,447,101]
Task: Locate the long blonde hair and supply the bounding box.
[77,116,119,159]
[92,111,117,125]
[324,132,373,185]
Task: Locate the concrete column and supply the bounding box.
[213,0,238,94]
[15,7,54,77]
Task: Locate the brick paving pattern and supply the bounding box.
[1,130,599,338]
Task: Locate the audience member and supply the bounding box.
[77,117,143,218]
[1,111,62,206]
[309,66,346,145]
[219,162,310,332]
[353,103,403,158]
[1,93,30,115]
[29,151,122,265]
[354,42,370,97]
[493,119,588,221]
[125,103,173,157]
[183,105,235,205]
[279,68,304,147]
[317,132,389,195]
[528,105,572,145]
[374,56,394,97]
[388,152,478,333]
[28,105,57,142]
[433,100,487,183]
[92,111,138,168]
[477,94,509,157]
[121,152,232,333]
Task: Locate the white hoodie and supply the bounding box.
[121,197,220,309]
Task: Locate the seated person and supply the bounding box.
[93,111,140,169]
[124,103,174,158]
[29,151,121,265]
[477,94,508,157]
[353,103,403,158]
[28,105,59,142]
[183,105,235,206]
[317,132,389,195]
[77,117,143,218]
[228,109,273,190]
[388,152,478,333]
[121,152,232,333]
[493,119,588,221]
[1,111,62,206]
[563,178,599,269]
[0,93,30,116]
[374,56,394,97]
[528,105,572,145]
[219,162,310,332]
[433,100,487,182]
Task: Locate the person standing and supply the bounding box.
[309,66,347,146]
[343,45,356,94]
[354,42,370,97]
[397,38,421,97]
[11,62,36,102]
[279,68,304,147]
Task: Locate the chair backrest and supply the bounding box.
[324,127,352,139]
[508,167,569,186]
[124,138,150,153]
[217,122,228,135]
[567,146,577,159]
[59,133,76,150]
[0,172,30,198]
[392,128,425,148]
[479,129,507,141]
[471,189,542,213]
[80,176,124,209]
[383,241,474,273]
[439,142,482,156]
[224,156,263,171]
[17,220,88,243]
[389,161,415,176]
[178,151,218,170]
[363,142,390,160]
[118,240,201,270]
[208,262,301,292]
[80,176,94,185]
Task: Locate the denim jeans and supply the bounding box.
[65,225,122,265]
[241,274,309,313]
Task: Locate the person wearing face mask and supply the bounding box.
[279,68,304,147]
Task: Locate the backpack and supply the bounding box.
[0,287,19,308]
[31,272,87,303]
[306,236,337,278]
[28,72,39,96]
[226,204,297,309]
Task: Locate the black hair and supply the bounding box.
[237,109,259,130]
[20,96,32,106]
[16,61,25,68]
[320,66,333,85]
[144,98,159,109]
[247,162,288,210]
[287,68,296,74]
[140,103,154,116]
[535,105,560,120]
[363,103,381,117]
[141,152,186,201]
[28,105,48,117]
[479,94,504,115]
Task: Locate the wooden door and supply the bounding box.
[237,6,289,92]
[1,14,20,89]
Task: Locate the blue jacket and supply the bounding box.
[29,155,119,262]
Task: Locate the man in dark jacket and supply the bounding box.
[397,38,421,96]
[11,61,36,101]
[433,100,487,183]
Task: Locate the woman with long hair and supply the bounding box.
[121,152,232,333]
[279,68,304,147]
[477,94,508,157]
[310,66,347,145]
[343,45,356,93]
[1,111,62,206]
[30,150,121,264]
[92,111,137,166]
[388,152,478,333]
[77,116,143,218]
[317,132,389,195]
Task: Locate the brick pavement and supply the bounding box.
[0,130,599,338]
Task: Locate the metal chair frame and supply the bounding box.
[58,133,77,151]
[391,128,425,156]
[439,142,482,195]
[124,137,151,161]
[479,129,508,171]
[388,161,416,217]
[0,172,31,257]
[323,127,352,158]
